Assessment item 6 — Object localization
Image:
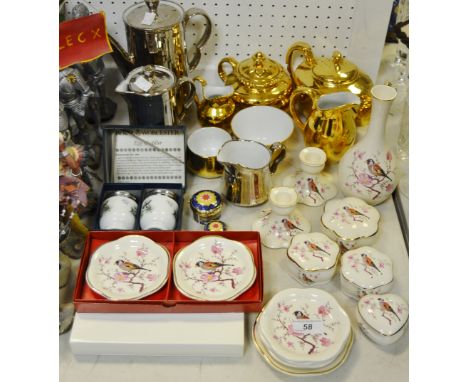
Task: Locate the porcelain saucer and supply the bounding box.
[173,236,257,301]
[86,235,170,300]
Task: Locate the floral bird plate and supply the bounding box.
[257,288,351,369]
[173,236,257,301]
[86,235,170,301]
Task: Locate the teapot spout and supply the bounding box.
[109,35,135,77]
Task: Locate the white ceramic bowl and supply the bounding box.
[321,197,380,250]
[187,127,232,159]
[257,288,351,369]
[231,106,294,145]
[340,246,394,300]
[287,232,340,286]
[356,293,409,346]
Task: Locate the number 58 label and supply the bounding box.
[292,319,324,335]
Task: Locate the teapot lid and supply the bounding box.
[127,65,175,95]
[237,52,286,88]
[123,0,183,30]
[313,51,359,85]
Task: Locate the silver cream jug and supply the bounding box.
[110,0,212,79]
[115,65,195,125]
[216,140,286,207]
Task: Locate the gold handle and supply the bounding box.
[193,75,207,107]
[218,57,238,84]
[184,8,212,72]
[269,142,286,174]
[289,86,319,132]
[286,41,315,75]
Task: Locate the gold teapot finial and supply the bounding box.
[332,51,343,74]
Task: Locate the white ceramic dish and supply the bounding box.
[257,288,351,369]
[187,127,232,159]
[86,235,170,300]
[253,314,354,376]
[321,197,380,250]
[340,246,394,300]
[231,106,294,145]
[287,232,340,286]
[252,187,311,249]
[357,293,409,346]
[173,236,256,301]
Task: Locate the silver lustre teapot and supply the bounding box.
[110,0,212,78]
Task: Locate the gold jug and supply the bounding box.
[290,87,361,162]
[218,52,292,108]
[286,42,373,126]
[193,76,236,129]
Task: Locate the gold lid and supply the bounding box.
[237,52,284,88]
[312,51,359,86]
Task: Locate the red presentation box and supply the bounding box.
[74,230,264,313]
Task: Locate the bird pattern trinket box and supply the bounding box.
[340,246,394,300]
[85,235,170,300]
[286,232,340,286]
[321,197,380,250]
[173,236,257,301]
[356,293,409,346]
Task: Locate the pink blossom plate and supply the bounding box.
[86,235,170,301]
[173,236,257,301]
[257,288,351,369]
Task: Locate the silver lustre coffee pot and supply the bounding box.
[110,0,212,79]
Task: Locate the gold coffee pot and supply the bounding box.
[286,42,373,126]
[290,87,361,162]
[218,52,292,108]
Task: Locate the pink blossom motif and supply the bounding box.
[364,299,370,305]
[232,267,243,275]
[318,304,330,317]
[379,262,385,269]
[146,273,157,281]
[397,306,403,314]
[357,151,365,160]
[179,261,191,270]
[114,272,130,282]
[287,324,301,336]
[117,287,125,293]
[209,287,217,293]
[357,172,374,186]
[320,337,331,347]
[273,335,279,340]
[136,247,148,257]
[287,341,294,348]
[200,272,219,284]
[211,242,223,255]
[386,151,392,161]
[385,183,394,192]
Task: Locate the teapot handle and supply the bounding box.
[289,86,319,132]
[218,57,239,84]
[192,76,207,107]
[269,142,286,174]
[286,41,315,75]
[175,77,196,123]
[184,8,212,72]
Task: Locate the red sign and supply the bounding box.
[59,12,113,69]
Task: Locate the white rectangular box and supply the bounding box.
[70,312,245,357]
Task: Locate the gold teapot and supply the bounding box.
[290,87,361,162]
[218,52,292,108]
[286,42,373,126]
[193,76,236,129]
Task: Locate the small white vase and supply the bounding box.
[338,85,398,205]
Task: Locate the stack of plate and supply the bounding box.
[253,288,353,376]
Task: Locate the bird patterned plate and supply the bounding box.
[86,235,170,301]
[257,288,351,369]
[173,236,257,301]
